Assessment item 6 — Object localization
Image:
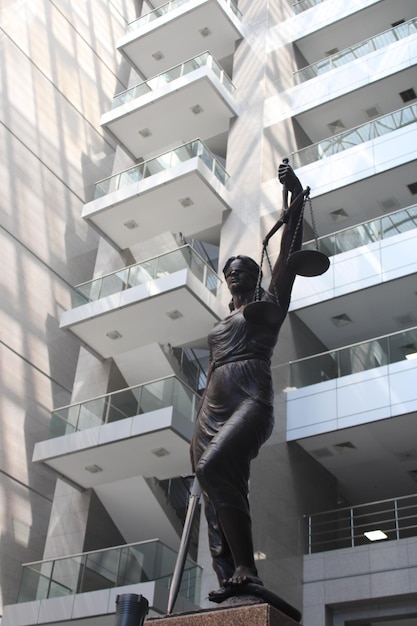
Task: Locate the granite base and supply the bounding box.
[146,602,302,625]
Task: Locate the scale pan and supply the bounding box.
[287,250,330,277]
[244,301,281,325]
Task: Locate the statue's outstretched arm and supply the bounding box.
[268,161,305,312]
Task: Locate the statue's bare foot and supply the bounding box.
[224,567,263,588]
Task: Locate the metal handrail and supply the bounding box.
[305,493,417,554]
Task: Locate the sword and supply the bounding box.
[167,475,201,614]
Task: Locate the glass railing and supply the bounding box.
[126,0,242,32]
[72,245,220,308]
[294,17,417,83]
[290,326,417,389]
[292,0,325,14]
[305,493,417,554]
[112,51,235,108]
[94,140,229,198]
[17,539,201,604]
[292,103,417,168]
[303,204,417,257]
[49,375,199,438]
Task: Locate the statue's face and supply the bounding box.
[225,259,257,295]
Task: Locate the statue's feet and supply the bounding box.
[223,567,264,588]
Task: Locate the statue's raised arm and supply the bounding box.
[267,161,306,314]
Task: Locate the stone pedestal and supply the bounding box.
[146,603,301,625]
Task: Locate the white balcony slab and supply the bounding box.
[82,157,231,249]
[2,600,41,626]
[268,0,382,52]
[291,124,417,199]
[287,360,417,441]
[33,406,194,487]
[265,34,417,124]
[118,0,244,78]
[2,580,197,626]
[290,228,417,315]
[60,269,223,358]
[101,66,239,158]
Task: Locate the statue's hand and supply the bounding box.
[278,161,302,193]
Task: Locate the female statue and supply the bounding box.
[190,161,305,596]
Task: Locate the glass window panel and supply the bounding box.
[128,262,157,287]
[189,251,205,283]
[143,155,169,177]
[80,550,119,592]
[50,557,82,597]
[18,562,53,602]
[382,206,417,238]
[157,249,190,277]
[290,352,337,388]
[389,329,417,363]
[78,397,108,430]
[49,407,77,437]
[139,378,174,414]
[107,388,140,423]
[198,146,214,172]
[100,270,128,298]
[119,166,143,187]
[338,339,389,377]
[117,546,146,586]
[172,379,194,419]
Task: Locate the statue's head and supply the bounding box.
[222,255,261,281]
[222,256,262,311]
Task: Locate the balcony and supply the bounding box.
[286,326,417,438]
[303,496,417,625]
[82,140,231,249]
[289,204,417,345]
[286,328,417,506]
[33,375,198,487]
[118,0,244,79]
[303,204,417,258]
[289,103,417,206]
[305,493,417,554]
[100,52,238,158]
[3,540,200,625]
[60,246,223,358]
[294,17,417,84]
[292,103,417,169]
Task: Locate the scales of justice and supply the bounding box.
[165,160,330,620]
[244,158,330,325]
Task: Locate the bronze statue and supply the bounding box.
[190,161,305,598]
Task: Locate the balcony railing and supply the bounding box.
[292,0,325,15]
[126,0,242,32]
[294,17,417,83]
[49,375,199,438]
[112,51,235,109]
[73,245,221,308]
[303,204,417,257]
[17,539,201,604]
[291,103,417,168]
[305,493,417,554]
[290,326,417,389]
[94,139,229,199]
